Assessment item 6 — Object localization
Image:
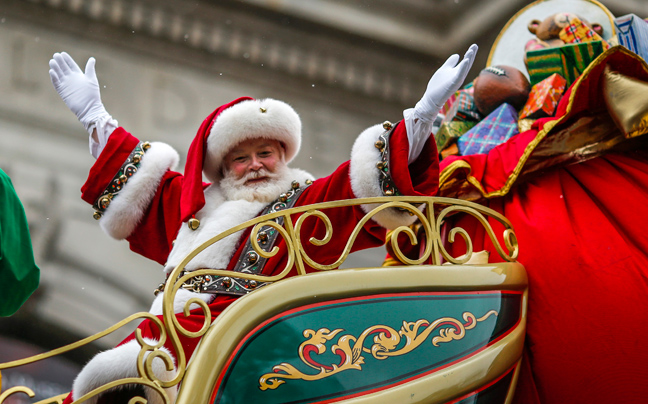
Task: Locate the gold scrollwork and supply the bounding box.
[294,201,431,270]
[168,197,517,291]
[0,386,35,402]
[258,310,498,390]
[34,393,69,404]
[435,203,519,264]
[0,312,171,404]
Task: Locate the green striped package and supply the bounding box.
[526,41,605,86]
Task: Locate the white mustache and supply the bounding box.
[227,168,278,187]
[221,163,291,203]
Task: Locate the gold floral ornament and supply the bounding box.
[258,310,498,390]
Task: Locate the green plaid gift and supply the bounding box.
[435,121,476,151]
[526,41,605,86]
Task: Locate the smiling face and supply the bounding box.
[222,138,285,185]
[220,138,291,203]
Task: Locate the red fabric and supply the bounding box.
[390,121,440,196]
[85,118,438,268]
[80,128,139,204]
[181,96,254,222]
[79,131,186,265]
[126,171,185,265]
[443,151,648,403]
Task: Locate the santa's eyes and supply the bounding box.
[232,150,273,163]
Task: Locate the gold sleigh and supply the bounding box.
[0,196,527,404]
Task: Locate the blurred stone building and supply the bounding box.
[0,0,642,399]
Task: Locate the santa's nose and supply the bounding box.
[249,157,263,171]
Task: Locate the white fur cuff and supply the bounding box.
[100,142,180,240]
[349,124,418,230]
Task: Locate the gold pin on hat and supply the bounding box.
[260,107,267,113]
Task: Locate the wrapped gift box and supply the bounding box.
[457,103,519,155]
[441,90,482,123]
[526,41,606,86]
[435,121,476,151]
[440,92,458,116]
[615,14,648,62]
[560,16,610,50]
[462,81,475,95]
[526,48,563,86]
[519,73,567,119]
[440,143,459,160]
[431,113,444,136]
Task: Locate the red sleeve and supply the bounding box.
[80,127,186,265]
[389,120,440,196]
[80,128,139,204]
[125,172,186,265]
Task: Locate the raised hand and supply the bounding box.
[49,52,109,133]
[415,44,478,121]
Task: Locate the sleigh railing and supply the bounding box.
[0,196,526,404]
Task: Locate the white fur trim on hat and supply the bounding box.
[203,98,301,182]
[72,338,178,404]
[350,124,420,230]
[100,142,180,240]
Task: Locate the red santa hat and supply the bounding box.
[180,97,302,222]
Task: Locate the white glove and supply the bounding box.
[405,44,478,163]
[414,44,478,122]
[49,52,110,134]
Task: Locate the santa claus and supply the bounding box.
[48,45,477,403]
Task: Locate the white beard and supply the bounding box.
[220,163,293,203]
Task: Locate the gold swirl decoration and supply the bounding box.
[259,310,498,390]
[0,196,517,403]
[436,203,519,264]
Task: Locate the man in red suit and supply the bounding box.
[48,45,477,403]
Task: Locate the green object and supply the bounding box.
[436,121,476,151]
[526,41,606,86]
[212,291,522,404]
[0,168,40,316]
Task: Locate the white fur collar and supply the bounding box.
[150,167,314,315]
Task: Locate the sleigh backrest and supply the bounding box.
[178,262,527,404]
[170,196,526,403]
